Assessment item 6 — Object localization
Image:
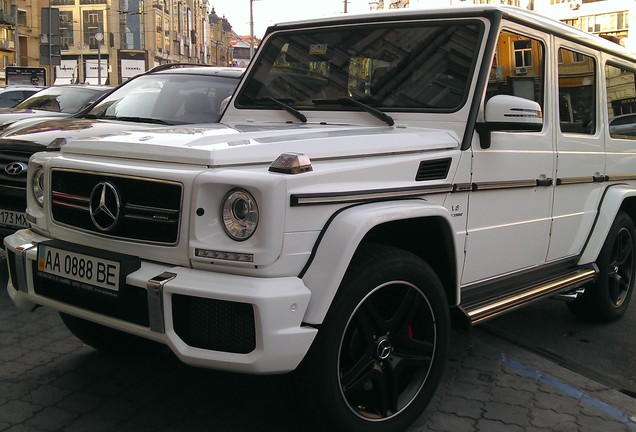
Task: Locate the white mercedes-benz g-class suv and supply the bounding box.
[5,5,636,432]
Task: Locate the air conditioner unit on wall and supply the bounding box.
[516,66,528,75]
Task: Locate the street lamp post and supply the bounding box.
[249,0,262,59]
[95,32,103,84]
[249,0,254,58]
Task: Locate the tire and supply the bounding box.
[60,313,165,355]
[568,211,636,322]
[292,244,450,432]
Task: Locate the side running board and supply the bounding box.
[459,267,597,326]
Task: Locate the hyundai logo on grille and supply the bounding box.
[89,181,122,232]
[4,162,28,176]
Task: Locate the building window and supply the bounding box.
[60,11,74,49]
[514,40,533,68]
[119,0,143,50]
[17,10,25,26]
[581,12,629,33]
[83,10,104,49]
[477,0,520,4]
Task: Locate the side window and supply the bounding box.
[606,64,636,139]
[487,30,544,109]
[558,48,596,134]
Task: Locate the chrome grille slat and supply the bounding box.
[52,200,90,211]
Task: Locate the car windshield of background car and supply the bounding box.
[86,73,239,125]
[15,88,104,114]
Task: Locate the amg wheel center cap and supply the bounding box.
[376,338,392,360]
[89,181,121,232]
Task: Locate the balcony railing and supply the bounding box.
[0,10,16,25]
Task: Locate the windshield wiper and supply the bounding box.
[264,96,307,123]
[337,97,394,126]
[102,116,171,125]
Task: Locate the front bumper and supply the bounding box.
[4,229,317,374]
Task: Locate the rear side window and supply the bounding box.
[606,64,636,139]
[558,48,596,135]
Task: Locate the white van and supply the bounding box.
[5,6,636,432]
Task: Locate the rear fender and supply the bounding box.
[579,185,636,264]
[301,200,457,324]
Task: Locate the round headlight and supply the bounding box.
[221,189,259,241]
[32,166,45,207]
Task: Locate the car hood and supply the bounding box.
[0,110,69,126]
[0,117,171,147]
[60,123,460,166]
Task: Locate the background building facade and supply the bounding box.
[0,0,241,85]
[0,0,634,85]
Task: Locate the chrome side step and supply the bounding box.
[460,267,597,326]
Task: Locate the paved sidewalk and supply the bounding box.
[1,257,635,431]
[414,329,636,432]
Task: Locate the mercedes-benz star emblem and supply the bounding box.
[4,162,28,176]
[376,338,392,360]
[89,181,121,232]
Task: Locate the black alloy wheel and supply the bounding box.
[339,280,438,420]
[568,211,636,321]
[293,244,450,432]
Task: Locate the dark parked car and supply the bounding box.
[0,65,243,238]
[0,85,45,108]
[609,113,636,138]
[0,85,112,129]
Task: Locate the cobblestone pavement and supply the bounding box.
[1,259,635,432]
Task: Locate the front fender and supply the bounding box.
[579,185,636,264]
[301,200,457,325]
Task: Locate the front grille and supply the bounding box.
[33,262,150,327]
[172,294,256,354]
[50,169,183,244]
[0,190,26,212]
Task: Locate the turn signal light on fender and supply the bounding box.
[269,152,313,174]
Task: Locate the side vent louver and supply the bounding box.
[415,158,451,181]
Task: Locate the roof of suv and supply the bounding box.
[0,85,46,91]
[148,64,245,79]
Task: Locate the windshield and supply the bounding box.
[86,73,239,124]
[236,20,483,112]
[16,87,105,113]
